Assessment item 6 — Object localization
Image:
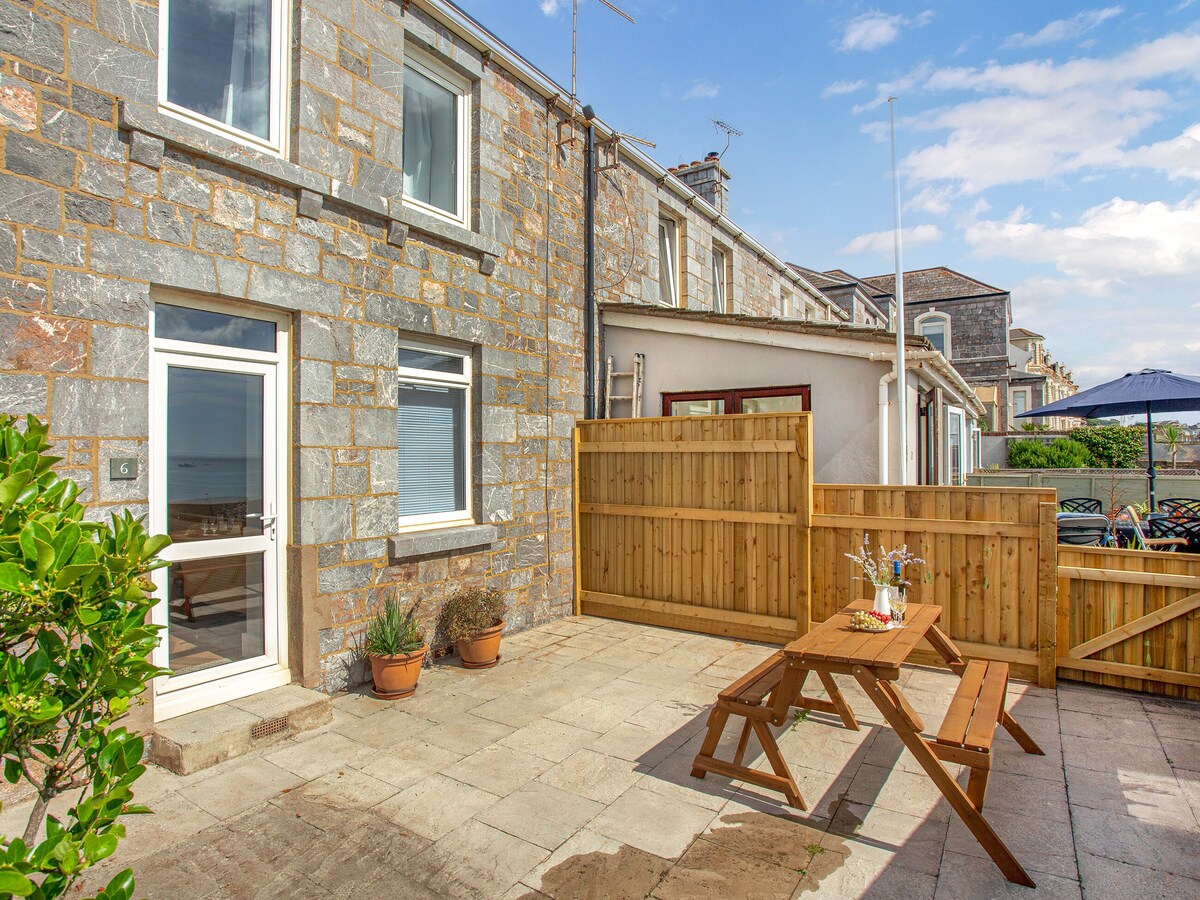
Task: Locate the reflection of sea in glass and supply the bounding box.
[168,554,265,674]
[167,367,263,542]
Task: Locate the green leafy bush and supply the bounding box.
[439,587,506,643]
[362,597,425,656]
[1007,438,1093,469]
[1070,425,1144,468]
[0,414,169,899]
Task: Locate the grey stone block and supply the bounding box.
[90,324,148,379]
[5,133,75,188]
[90,232,218,294]
[479,254,497,276]
[297,314,353,362]
[298,447,333,499]
[297,188,324,220]
[297,497,353,544]
[351,322,395,367]
[97,0,158,53]
[68,24,154,104]
[0,173,62,230]
[0,373,47,416]
[297,358,334,404]
[388,523,499,560]
[387,220,408,247]
[318,562,373,593]
[299,404,352,447]
[51,379,148,438]
[353,407,395,449]
[248,266,341,317]
[0,1,64,73]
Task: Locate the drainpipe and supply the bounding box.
[878,368,898,485]
[582,105,597,420]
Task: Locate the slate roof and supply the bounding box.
[786,265,852,290]
[823,268,893,299]
[863,267,1006,303]
[1009,327,1044,341]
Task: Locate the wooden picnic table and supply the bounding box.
[692,600,1046,887]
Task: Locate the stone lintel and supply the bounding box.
[388,523,499,561]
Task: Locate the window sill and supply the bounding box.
[391,202,503,259]
[388,523,498,561]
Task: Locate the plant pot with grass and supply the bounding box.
[364,597,427,699]
[441,587,507,669]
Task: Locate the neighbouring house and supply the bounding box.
[860,267,1076,433]
[601,304,986,485]
[789,266,891,328]
[1008,327,1079,430]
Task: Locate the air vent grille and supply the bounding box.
[250,716,289,741]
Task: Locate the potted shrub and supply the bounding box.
[441,587,507,669]
[364,597,427,699]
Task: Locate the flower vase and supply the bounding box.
[873,584,892,616]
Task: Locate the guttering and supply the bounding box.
[869,350,986,419]
[583,115,597,418]
[419,0,844,320]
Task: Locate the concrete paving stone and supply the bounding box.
[653,834,804,900]
[331,704,434,748]
[521,828,672,900]
[546,695,642,734]
[1069,805,1200,880]
[556,630,624,652]
[414,819,551,898]
[969,768,1072,824]
[585,674,667,709]
[1077,850,1200,900]
[824,800,949,876]
[706,793,829,871]
[374,772,500,841]
[1061,732,1174,779]
[277,766,401,810]
[590,786,717,860]
[477,781,605,850]
[1004,692,1062,722]
[589,643,661,670]
[991,738,1067,782]
[945,806,1080,881]
[332,688,398,718]
[419,713,517,755]
[1065,764,1196,827]
[77,790,221,875]
[500,717,602,762]
[442,744,555,796]
[934,850,1081,899]
[1060,708,1157,745]
[537,618,602,637]
[400,688,489,725]
[471,690,566,728]
[1056,684,1147,717]
[844,763,955,823]
[1161,736,1200,773]
[792,842,937,899]
[589,720,692,768]
[619,661,698,691]
[531,644,597,665]
[1142,696,1200,719]
[352,736,465,789]
[263,731,374,779]
[1177,771,1200,821]
[781,725,881,778]
[177,757,305,820]
[1148,710,1200,741]
[537,748,645,804]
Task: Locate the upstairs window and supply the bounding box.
[710,246,728,312]
[403,54,470,225]
[916,312,951,357]
[397,342,472,529]
[657,217,679,307]
[160,0,287,151]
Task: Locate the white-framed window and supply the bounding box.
[159,0,288,154]
[1010,386,1031,423]
[780,289,796,319]
[403,52,471,226]
[397,341,473,529]
[946,406,965,486]
[916,311,951,357]
[657,216,679,307]
[710,245,727,312]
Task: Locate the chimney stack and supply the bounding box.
[673,151,730,215]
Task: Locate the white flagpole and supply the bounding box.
[889,97,908,485]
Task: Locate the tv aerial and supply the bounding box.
[711,119,744,160]
[557,0,639,148]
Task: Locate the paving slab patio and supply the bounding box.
[14,615,1194,899]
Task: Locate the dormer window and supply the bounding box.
[916,311,951,357]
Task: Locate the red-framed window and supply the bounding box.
[661,384,811,416]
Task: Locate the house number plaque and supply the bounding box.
[109,458,137,480]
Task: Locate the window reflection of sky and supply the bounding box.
[156,304,276,352]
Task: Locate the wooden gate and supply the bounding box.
[574,414,812,643]
[1058,546,1200,700]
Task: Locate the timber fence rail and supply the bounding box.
[574,413,813,644]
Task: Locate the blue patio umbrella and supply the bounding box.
[1016,368,1200,509]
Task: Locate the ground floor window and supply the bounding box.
[397,341,472,529]
[662,384,810,416]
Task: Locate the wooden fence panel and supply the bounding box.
[812,485,1058,683]
[575,413,812,643]
[1057,546,1200,700]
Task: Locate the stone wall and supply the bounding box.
[904,294,1011,380]
[0,0,585,697]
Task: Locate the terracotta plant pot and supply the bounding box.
[369,644,428,699]
[456,619,505,669]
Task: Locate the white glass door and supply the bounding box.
[149,300,290,720]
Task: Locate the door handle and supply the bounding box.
[248,513,278,528]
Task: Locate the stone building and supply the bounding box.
[788,266,890,327]
[1008,327,1079,431]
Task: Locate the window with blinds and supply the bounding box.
[397,342,472,527]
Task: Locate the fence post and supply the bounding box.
[572,426,582,616]
[794,419,813,638]
[1037,501,1058,688]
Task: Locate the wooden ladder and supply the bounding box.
[604,353,645,418]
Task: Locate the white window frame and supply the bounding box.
[397,340,473,531]
[402,51,472,229]
[157,0,289,155]
[657,216,679,307]
[945,406,966,486]
[710,245,727,312]
[1010,386,1032,424]
[915,310,952,357]
[780,289,796,319]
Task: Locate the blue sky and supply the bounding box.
[455,1,1200,415]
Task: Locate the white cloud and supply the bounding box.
[539,0,564,15]
[681,80,720,101]
[822,79,867,98]
[966,195,1200,287]
[841,224,942,254]
[1003,7,1123,48]
[837,10,934,53]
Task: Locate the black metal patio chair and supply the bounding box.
[1147,515,1200,554]
[1159,498,1200,517]
[1059,497,1102,514]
